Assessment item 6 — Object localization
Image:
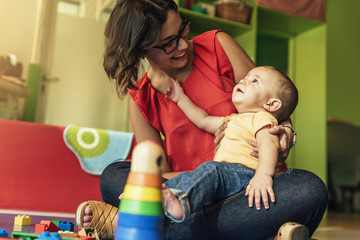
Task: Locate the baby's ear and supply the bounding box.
[263,98,282,112]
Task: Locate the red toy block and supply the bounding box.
[40,221,61,232]
[35,221,61,233]
[35,224,47,234]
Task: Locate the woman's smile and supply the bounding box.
[171,51,186,60]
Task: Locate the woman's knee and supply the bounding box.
[276,169,328,219]
[100,161,131,206]
[290,169,327,201]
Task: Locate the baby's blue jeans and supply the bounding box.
[164,161,255,222]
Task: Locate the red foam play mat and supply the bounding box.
[0,119,102,213]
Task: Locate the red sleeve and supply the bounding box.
[129,74,162,132]
[192,30,235,92]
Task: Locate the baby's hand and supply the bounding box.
[165,78,184,103]
[245,173,275,210]
[165,86,175,101]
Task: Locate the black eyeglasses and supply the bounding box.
[153,19,190,55]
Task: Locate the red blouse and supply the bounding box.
[129,30,238,171]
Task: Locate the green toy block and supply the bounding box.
[12,231,39,240]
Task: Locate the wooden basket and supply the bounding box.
[215,0,252,24]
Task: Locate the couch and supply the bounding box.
[0,119,135,213]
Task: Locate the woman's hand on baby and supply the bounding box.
[269,125,291,165]
[245,173,275,210]
[214,121,228,154]
[249,125,291,167]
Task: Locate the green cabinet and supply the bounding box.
[180,1,327,183]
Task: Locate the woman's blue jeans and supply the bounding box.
[100,161,328,240]
[164,161,255,222]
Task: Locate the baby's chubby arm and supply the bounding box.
[166,78,222,134]
[245,126,279,210]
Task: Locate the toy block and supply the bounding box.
[76,236,94,240]
[49,220,61,227]
[14,215,32,225]
[35,224,47,234]
[78,228,99,240]
[58,221,74,232]
[115,141,165,240]
[13,224,32,232]
[38,232,61,240]
[0,229,8,238]
[58,231,75,236]
[60,235,81,240]
[12,232,39,240]
[60,237,89,240]
[40,220,61,232]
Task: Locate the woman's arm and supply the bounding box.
[130,98,171,173]
[216,31,255,83]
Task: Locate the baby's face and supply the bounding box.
[232,66,281,113]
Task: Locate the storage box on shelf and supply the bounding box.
[214,0,253,24]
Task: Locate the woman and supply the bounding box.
[76,0,328,239]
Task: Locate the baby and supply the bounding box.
[162,66,298,222]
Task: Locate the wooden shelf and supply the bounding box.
[257,5,324,38]
[179,8,252,37]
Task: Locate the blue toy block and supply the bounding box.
[58,221,74,232]
[0,229,8,237]
[42,232,61,240]
[38,232,61,240]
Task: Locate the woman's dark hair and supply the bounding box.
[103,0,178,99]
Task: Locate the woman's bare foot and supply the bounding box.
[82,204,118,230]
[82,205,93,228]
[162,184,184,220]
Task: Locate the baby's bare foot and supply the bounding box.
[83,205,93,228]
[162,184,183,220]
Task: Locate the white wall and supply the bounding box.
[44,13,132,131]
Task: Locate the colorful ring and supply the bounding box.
[126,172,162,188]
[119,199,163,216]
[123,185,162,202]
